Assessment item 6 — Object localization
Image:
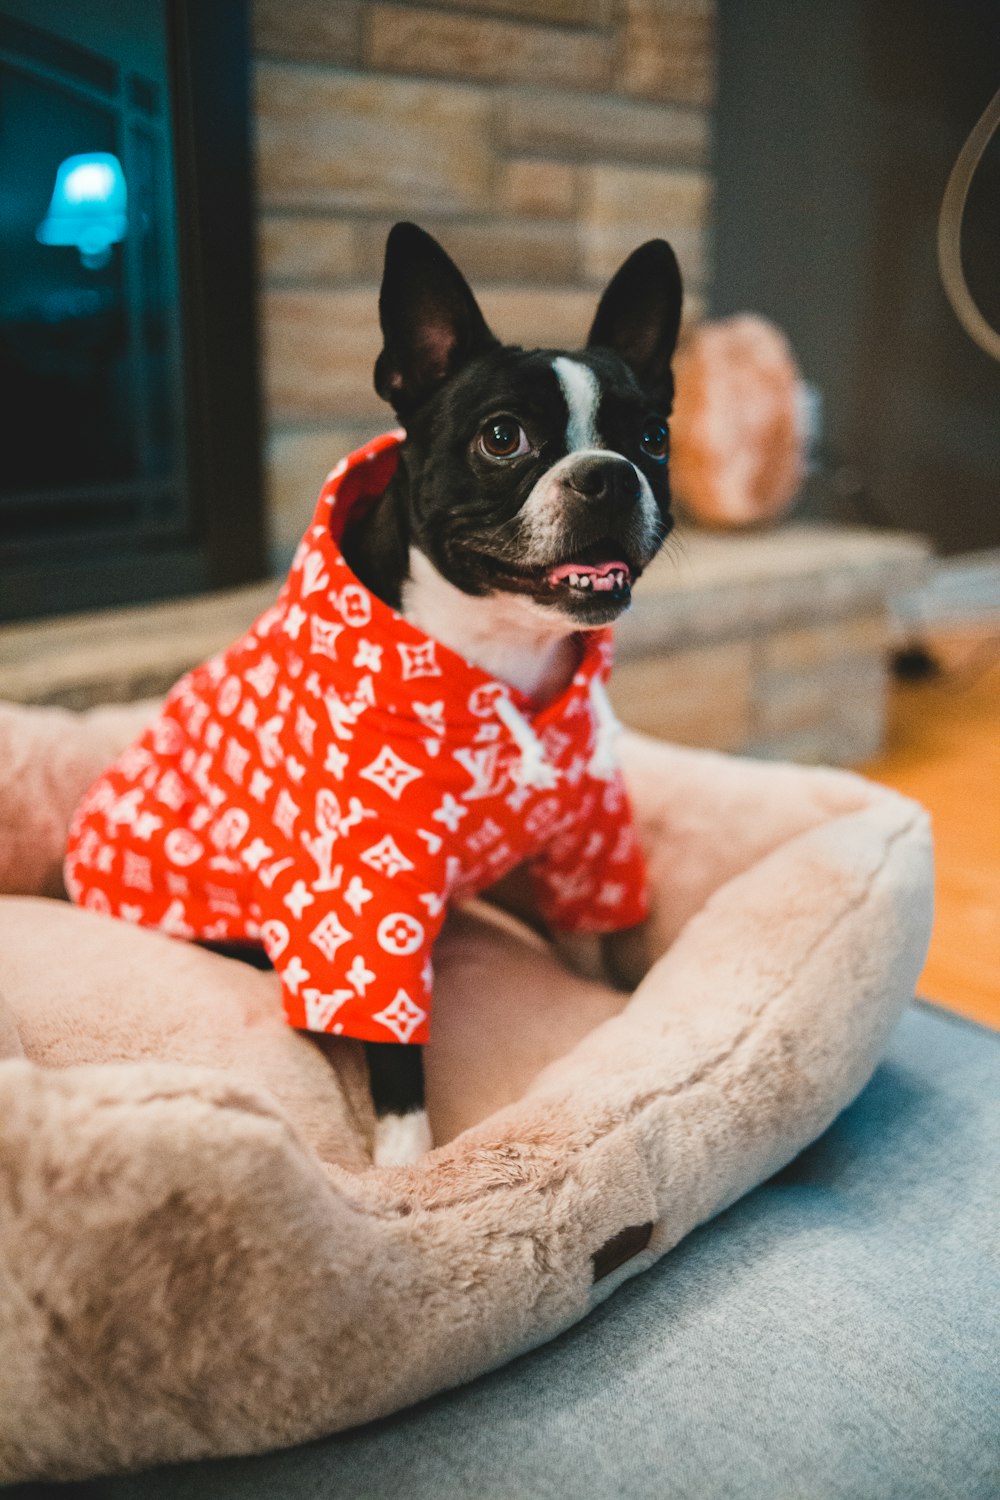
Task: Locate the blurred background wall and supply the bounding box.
[712,0,1000,557]
[252,0,716,565]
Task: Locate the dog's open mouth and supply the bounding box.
[544,558,632,595]
[465,538,640,615]
[536,539,636,610]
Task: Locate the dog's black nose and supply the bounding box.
[565,456,642,508]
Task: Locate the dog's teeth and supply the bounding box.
[579,574,591,588]
[568,573,579,587]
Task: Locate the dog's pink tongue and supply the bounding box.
[547,560,630,592]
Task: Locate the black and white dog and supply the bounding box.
[338,223,682,1163]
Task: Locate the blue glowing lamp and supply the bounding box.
[36,152,128,269]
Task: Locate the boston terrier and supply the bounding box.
[342,223,683,1163]
[64,222,682,1170]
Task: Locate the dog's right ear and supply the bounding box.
[374,223,499,418]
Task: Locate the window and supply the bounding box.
[0,0,266,621]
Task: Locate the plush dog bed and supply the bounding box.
[0,699,932,1484]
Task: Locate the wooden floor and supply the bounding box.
[861,628,1000,1031]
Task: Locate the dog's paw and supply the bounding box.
[374,1109,433,1167]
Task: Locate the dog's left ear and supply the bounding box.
[587,240,683,407]
[375,223,499,418]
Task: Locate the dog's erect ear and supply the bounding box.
[374,223,499,416]
[586,240,683,406]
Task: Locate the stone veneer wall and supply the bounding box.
[252,0,715,563]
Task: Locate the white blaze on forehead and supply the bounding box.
[552,356,601,452]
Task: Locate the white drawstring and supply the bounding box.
[494,696,560,790]
[587,677,622,780]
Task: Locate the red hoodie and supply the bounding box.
[65,433,649,1044]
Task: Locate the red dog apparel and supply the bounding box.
[65,433,650,1044]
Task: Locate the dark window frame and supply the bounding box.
[0,0,267,623]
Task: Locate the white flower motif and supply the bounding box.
[359,745,422,801]
[397,639,441,681]
[432,793,467,833]
[336,584,372,628]
[237,698,259,731]
[377,911,424,957]
[283,880,315,919]
[272,790,300,839]
[118,745,155,779]
[283,955,310,994]
[372,988,427,1044]
[154,770,187,811]
[467,682,507,717]
[284,602,308,640]
[309,910,353,962]
[122,852,153,890]
[310,615,344,660]
[216,676,242,716]
[151,719,183,757]
[164,828,203,866]
[353,638,383,671]
[241,837,274,871]
[360,835,414,879]
[248,768,273,803]
[346,953,376,997]
[257,716,285,769]
[324,743,350,780]
[223,738,250,785]
[342,875,373,917]
[295,707,317,757]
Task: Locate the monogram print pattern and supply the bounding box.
[64,433,649,1045]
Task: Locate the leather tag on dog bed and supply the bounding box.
[592,1221,654,1282]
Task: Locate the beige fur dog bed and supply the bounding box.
[0,699,932,1484]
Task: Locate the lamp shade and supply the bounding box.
[36,152,128,269]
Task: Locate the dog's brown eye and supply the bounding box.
[641,420,669,461]
[478,418,529,459]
